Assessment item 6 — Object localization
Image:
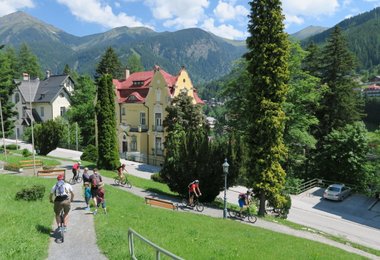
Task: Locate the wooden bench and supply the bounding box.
[37,168,66,178]
[20,159,43,168]
[145,197,178,210]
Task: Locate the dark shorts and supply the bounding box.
[238,199,246,208]
[91,188,98,198]
[54,198,71,215]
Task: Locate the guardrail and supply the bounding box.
[128,228,184,260]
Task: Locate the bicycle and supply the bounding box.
[114,175,132,188]
[69,172,82,185]
[227,206,257,223]
[58,209,65,242]
[181,196,204,212]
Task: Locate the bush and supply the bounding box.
[4,163,21,172]
[22,148,32,157]
[81,144,98,163]
[151,173,165,183]
[15,185,46,201]
[6,144,20,150]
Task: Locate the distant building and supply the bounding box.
[12,71,74,138]
[206,116,217,129]
[114,65,204,165]
[368,76,380,84]
[363,84,380,97]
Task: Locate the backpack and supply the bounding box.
[55,180,68,197]
[91,174,102,188]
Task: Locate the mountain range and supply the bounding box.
[0,11,246,84]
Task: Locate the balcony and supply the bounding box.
[152,125,164,132]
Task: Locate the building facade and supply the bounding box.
[12,72,74,138]
[114,65,203,165]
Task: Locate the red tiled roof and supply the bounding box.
[364,84,380,91]
[193,89,205,104]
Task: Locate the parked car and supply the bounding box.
[323,184,351,201]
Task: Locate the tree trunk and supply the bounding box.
[258,191,266,216]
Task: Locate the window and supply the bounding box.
[140,112,146,126]
[183,78,186,83]
[59,92,64,98]
[156,89,161,102]
[128,95,137,101]
[155,137,163,155]
[155,113,162,126]
[40,107,44,117]
[121,107,126,116]
[15,93,20,103]
[60,107,66,116]
[130,136,137,151]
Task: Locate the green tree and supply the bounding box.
[127,53,144,73]
[316,26,363,138]
[34,119,64,155]
[315,122,371,188]
[244,0,289,216]
[0,47,17,137]
[284,42,320,178]
[302,42,322,78]
[66,74,97,146]
[96,47,123,79]
[17,43,43,79]
[63,64,71,75]
[96,74,119,170]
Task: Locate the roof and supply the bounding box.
[16,75,72,103]
[364,84,380,91]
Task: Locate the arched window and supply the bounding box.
[15,93,20,103]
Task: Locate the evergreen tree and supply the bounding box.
[127,53,144,73]
[0,47,17,137]
[17,43,42,79]
[95,47,123,79]
[63,64,71,75]
[302,42,322,78]
[96,74,119,170]
[316,26,363,138]
[244,0,289,216]
[34,119,64,155]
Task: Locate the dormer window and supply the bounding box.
[59,93,64,98]
[128,95,137,101]
[133,81,144,86]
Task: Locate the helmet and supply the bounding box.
[194,180,199,183]
[57,174,64,180]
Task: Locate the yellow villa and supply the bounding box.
[113,65,204,166]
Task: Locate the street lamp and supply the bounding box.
[222,158,229,219]
[0,98,7,161]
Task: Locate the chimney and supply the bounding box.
[125,68,130,80]
[22,73,29,81]
[46,70,51,79]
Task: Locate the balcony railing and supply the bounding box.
[152,125,164,132]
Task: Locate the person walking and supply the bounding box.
[82,167,90,185]
[93,182,107,215]
[89,168,102,208]
[49,174,74,232]
[84,182,91,210]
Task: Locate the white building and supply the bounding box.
[12,72,74,138]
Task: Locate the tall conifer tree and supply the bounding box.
[244,0,289,216]
[96,74,119,170]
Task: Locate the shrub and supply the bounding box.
[22,148,32,157]
[6,144,20,150]
[151,173,165,183]
[81,144,98,163]
[15,185,46,201]
[4,163,21,172]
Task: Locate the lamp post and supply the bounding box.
[222,158,229,219]
[28,76,36,175]
[0,99,7,161]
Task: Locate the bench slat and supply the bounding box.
[145,197,177,210]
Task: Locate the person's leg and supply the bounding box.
[63,200,71,228]
[54,202,62,228]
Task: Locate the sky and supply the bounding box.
[1,0,380,40]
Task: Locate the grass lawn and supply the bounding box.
[0,175,55,259]
[94,184,366,259]
[0,152,61,167]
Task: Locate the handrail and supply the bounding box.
[128,228,184,260]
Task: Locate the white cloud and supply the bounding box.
[56,0,151,29]
[0,0,34,16]
[144,0,209,28]
[213,0,249,22]
[282,0,339,27]
[202,18,246,40]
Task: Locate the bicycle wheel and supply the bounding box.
[124,181,132,188]
[247,214,257,223]
[181,198,188,207]
[76,177,82,183]
[114,178,120,185]
[195,202,204,212]
[68,178,75,185]
[228,209,237,218]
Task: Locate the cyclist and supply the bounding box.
[117,163,127,182]
[188,180,202,206]
[238,190,252,217]
[49,174,74,232]
[72,161,81,181]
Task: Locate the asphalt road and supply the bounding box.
[288,187,380,250]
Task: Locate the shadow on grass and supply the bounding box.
[36,224,51,235]
[144,188,180,200]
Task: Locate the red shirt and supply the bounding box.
[73,163,80,170]
[189,183,198,192]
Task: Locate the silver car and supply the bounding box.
[323,184,351,201]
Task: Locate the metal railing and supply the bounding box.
[128,228,184,260]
